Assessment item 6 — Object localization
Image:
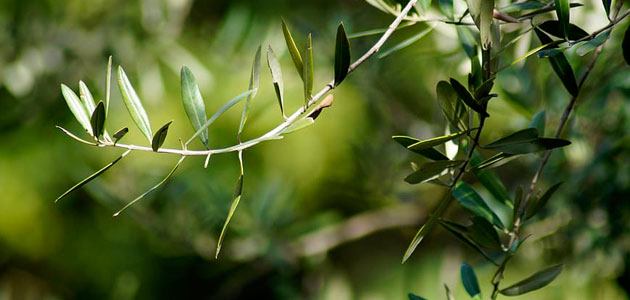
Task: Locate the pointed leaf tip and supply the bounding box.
[90,101,106,139]
[181,66,209,148]
[334,22,351,86]
[117,66,153,143]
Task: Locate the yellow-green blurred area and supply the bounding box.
[0,0,629,299]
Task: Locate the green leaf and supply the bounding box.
[575,30,610,56]
[457,26,476,58]
[473,78,495,100]
[90,101,106,139]
[466,0,482,27]
[405,160,464,184]
[416,0,432,13]
[105,56,112,118]
[379,26,434,58]
[181,66,209,148]
[500,265,563,296]
[534,29,578,97]
[536,48,564,59]
[403,192,454,263]
[280,117,315,135]
[438,0,454,19]
[538,20,589,41]
[484,128,571,154]
[529,110,546,136]
[393,136,450,161]
[603,0,612,19]
[61,84,92,135]
[152,121,172,152]
[527,182,563,219]
[513,185,523,221]
[216,173,244,258]
[461,264,481,298]
[436,81,467,130]
[519,3,582,19]
[469,216,502,249]
[473,152,519,169]
[267,46,285,118]
[454,182,505,229]
[450,78,488,117]
[113,127,128,144]
[238,46,262,140]
[117,66,153,143]
[408,293,427,300]
[408,131,471,152]
[55,150,131,203]
[79,81,97,115]
[113,156,186,217]
[303,34,314,104]
[554,0,571,40]
[471,151,512,208]
[624,24,630,65]
[334,23,351,86]
[499,1,546,13]
[281,18,304,80]
[480,0,495,50]
[440,220,499,264]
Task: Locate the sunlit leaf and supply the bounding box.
[379,26,434,58]
[450,78,489,117]
[454,182,505,229]
[473,78,494,100]
[267,46,285,118]
[280,117,315,135]
[90,101,106,139]
[575,30,610,56]
[466,0,482,27]
[499,1,546,13]
[500,265,563,296]
[61,84,92,135]
[303,34,314,104]
[527,182,563,219]
[513,185,523,222]
[105,56,112,117]
[439,0,454,19]
[461,264,481,298]
[216,173,244,258]
[554,0,570,40]
[181,66,209,148]
[79,81,96,114]
[281,18,304,80]
[117,66,153,143]
[55,150,131,203]
[408,293,427,300]
[405,160,464,184]
[416,0,432,13]
[408,131,471,152]
[529,110,546,135]
[484,128,571,154]
[393,136,450,161]
[238,46,262,140]
[538,20,588,41]
[603,0,612,19]
[113,127,128,144]
[334,23,351,86]
[152,121,172,152]
[535,29,578,97]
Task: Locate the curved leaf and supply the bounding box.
[408,293,427,300]
[404,160,464,184]
[61,84,92,135]
[181,66,209,148]
[267,46,285,118]
[117,66,153,143]
[454,182,505,229]
[461,264,481,298]
[534,29,578,97]
[450,78,489,117]
[303,34,314,104]
[538,20,589,41]
[393,136,450,161]
[500,265,563,296]
[216,173,244,258]
[623,23,630,65]
[280,117,315,135]
[436,81,467,130]
[553,0,570,40]
[576,30,610,56]
[79,81,96,114]
[238,46,262,140]
[152,121,173,152]
[334,22,351,86]
[90,101,106,139]
[408,131,471,152]
[480,0,495,49]
[113,127,128,144]
[281,18,304,79]
[440,219,499,264]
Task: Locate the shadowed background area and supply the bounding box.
[0,0,629,299]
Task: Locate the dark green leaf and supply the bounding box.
[473,78,495,100]
[484,128,570,154]
[535,29,578,97]
[403,192,454,263]
[105,55,112,117]
[519,3,583,19]
[280,117,315,135]
[500,265,563,296]
[181,66,209,148]
[408,293,427,300]
[404,160,464,184]
[152,121,173,152]
[90,101,106,139]
[457,26,476,58]
[461,264,481,298]
[513,185,523,222]
[529,110,546,136]
[536,48,563,58]
[622,23,630,65]
[187,90,253,145]
[576,30,610,56]
[471,151,512,208]
[436,81,467,130]
[469,216,502,249]
[408,131,471,151]
[117,66,153,143]
[267,46,285,118]
[393,136,450,161]
[216,174,244,258]
[554,0,570,40]
[55,150,131,203]
[379,26,434,58]
[538,20,589,41]
[439,0,454,19]
[303,34,314,104]
[603,0,611,19]
[466,0,482,27]
[79,81,97,114]
[113,127,128,144]
[61,84,92,135]
[281,18,304,79]
[334,23,351,86]
[454,182,505,229]
[527,182,563,219]
[450,78,489,117]
[486,128,539,147]
[473,152,519,169]
[238,46,262,140]
[440,220,499,264]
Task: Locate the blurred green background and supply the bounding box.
[0,0,629,299]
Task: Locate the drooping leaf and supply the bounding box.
[281,18,304,80]
[181,66,209,148]
[393,136,450,161]
[439,0,454,19]
[379,26,434,58]
[408,293,427,300]
[469,216,502,249]
[152,121,173,152]
[500,265,563,296]
[534,29,578,97]
[484,128,571,154]
[440,219,499,264]
[404,160,464,184]
[527,182,563,219]
[113,127,128,144]
[334,23,351,86]
[61,84,92,135]
[450,78,489,117]
[454,182,505,229]
[529,110,546,136]
[216,173,244,258]
[90,101,106,139]
[575,30,610,56]
[113,156,186,217]
[471,151,512,208]
[303,34,314,104]
[55,150,132,202]
[554,0,570,40]
[408,131,471,152]
[436,81,467,130]
[238,46,262,140]
[486,128,539,147]
[480,0,495,49]
[538,20,589,41]
[461,264,481,298]
[624,24,630,65]
[267,46,285,118]
[280,117,315,135]
[403,192,454,263]
[79,81,97,114]
[117,66,153,143]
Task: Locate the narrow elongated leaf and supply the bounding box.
[473,78,494,100]
[554,0,570,40]
[471,151,512,208]
[513,185,523,221]
[535,29,578,97]
[440,220,499,264]
[79,81,97,114]
[334,23,351,86]
[267,46,285,118]
[519,3,583,19]
[181,66,208,148]
[436,81,467,130]
[461,264,481,298]
[378,26,434,58]
[405,160,464,184]
[538,20,589,41]
[408,293,427,300]
[527,182,563,219]
[485,128,539,148]
[113,156,186,217]
[61,84,92,135]
[408,131,470,151]
[439,0,454,19]
[113,127,128,144]
[216,173,244,258]
[117,66,153,143]
[393,136,450,161]
[622,24,630,65]
[529,110,546,135]
[603,0,612,19]
[281,18,304,79]
[466,0,482,27]
[473,152,519,169]
[238,46,262,141]
[500,265,563,296]
[484,128,570,154]
[280,117,315,135]
[454,182,505,229]
[303,34,314,104]
[450,78,489,117]
[536,48,564,58]
[152,121,172,152]
[480,0,495,49]
[55,150,131,202]
[403,192,454,263]
[576,30,610,56]
[90,101,106,139]
[469,216,502,249]
[445,284,455,300]
[499,1,546,13]
[105,56,112,117]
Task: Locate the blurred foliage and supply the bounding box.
[0,0,628,299]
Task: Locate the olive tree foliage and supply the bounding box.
[55,0,628,297]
